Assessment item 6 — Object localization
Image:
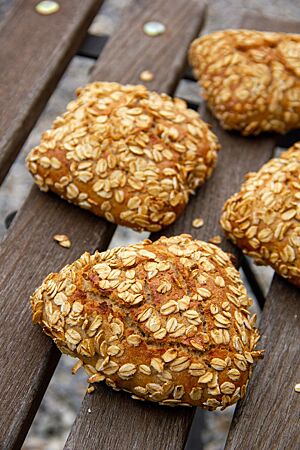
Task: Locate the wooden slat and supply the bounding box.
[64,2,206,449]
[0,190,115,450]
[0,0,103,185]
[89,0,202,92]
[0,0,206,449]
[64,10,282,450]
[63,118,276,450]
[226,275,300,450]
[225,14,300,450]
[65,387,195,450]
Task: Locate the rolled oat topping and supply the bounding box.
[31,234,263,409]
[189,30,300,135]
[26,82,220,231]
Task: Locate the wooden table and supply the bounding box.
[0,1,299,449]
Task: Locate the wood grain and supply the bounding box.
[90,0,205,91]
[226,275,300,450]
[0,0,206,448]
[64,2,207,449]
[64,10,284,450]
[0,189,115,450]
[0,0,103,185]
[65,386,195,450]
[224,13,300,450]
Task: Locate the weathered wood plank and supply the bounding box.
[63,110,276,450]
[0,0,206,448]
[0,0,103,185]
[225,13,300,450]
[242,13,300,34]
[64,7,284,450]
[90,0,204,92]
[226,275,300,450]
[64,2,206,449]
[0,190,115,450]
[65,386,195,450]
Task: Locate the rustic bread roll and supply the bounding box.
[31,234,263,409]
[189,29,300,135]
[26,82,220,232]
[221,144,300,287]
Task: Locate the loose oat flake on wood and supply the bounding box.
[53,234,72,248]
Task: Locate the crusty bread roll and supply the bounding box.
[31,234,263,409]
[221,144,300,287]
[26,82,220,232]
[189,29,300,135]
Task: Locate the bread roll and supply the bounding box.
[189,30,300,135]
[221,144,300,287]
[26,82,220,232]
[31,234,263,409]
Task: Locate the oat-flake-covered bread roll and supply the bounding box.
[221,143,300,287]
[189,30,300,135]
[31,234,263,409]
[26,82,220,232]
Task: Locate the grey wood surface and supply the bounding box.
[0,189,115,450]
[0,1,299,450]
[226,275,300,450]
[65,7,297,450]
[64,1,207,449]
[89,0,204,91]
[64,100,276,450]
[0,0,103,186]
[225,14,300,450]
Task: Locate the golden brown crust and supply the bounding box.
[221,143,300,287]
[26,82,220,231]
[189,29,300,135]
[31,234,263,409]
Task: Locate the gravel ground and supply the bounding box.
[1,0,298,448]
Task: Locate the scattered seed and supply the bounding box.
[139,70,154,82]
[72,360,83,375]
[53,234,71,248]
[209,235,221,244]
[192,217,204,228]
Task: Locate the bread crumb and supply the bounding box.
[87,386,95,394]
[53,234,71,248]
[295,383,300,393]
[209,235,222,244]
[139,70,154,81]
[71,360,83,375]
[192,217,204,228]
